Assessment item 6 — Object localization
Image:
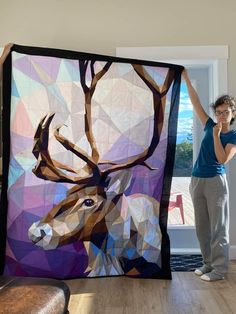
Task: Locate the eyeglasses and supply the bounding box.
[215,110,231,117]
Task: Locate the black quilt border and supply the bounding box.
[0,44,183,278]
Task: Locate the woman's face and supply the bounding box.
[214,103,235,125]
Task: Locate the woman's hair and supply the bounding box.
[211,95,236,125]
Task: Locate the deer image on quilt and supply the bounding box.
[28,61,175,276]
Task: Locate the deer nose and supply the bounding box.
[32,229,47,244]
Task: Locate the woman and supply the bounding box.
[183,69,236,281]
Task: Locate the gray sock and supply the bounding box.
[200,270,225,282]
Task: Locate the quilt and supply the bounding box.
[0,45,183,279]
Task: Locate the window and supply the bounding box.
[168,66,211,226]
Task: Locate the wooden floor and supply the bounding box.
[65,261,236,314]
[168,177,194,226]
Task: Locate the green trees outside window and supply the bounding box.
[173,132,193,177]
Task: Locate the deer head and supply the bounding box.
[29,126,133,250]
[28,113,154,250]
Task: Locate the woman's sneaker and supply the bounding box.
[194,265,212,276]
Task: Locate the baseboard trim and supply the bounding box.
[171,248,201,255]
[171,246,236,260]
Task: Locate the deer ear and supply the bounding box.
[105,170,132,198]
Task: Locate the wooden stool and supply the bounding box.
[0,276,70,314]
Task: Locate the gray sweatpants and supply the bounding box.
[189,175,229,275]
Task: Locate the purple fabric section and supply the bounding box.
[13,55,61,83]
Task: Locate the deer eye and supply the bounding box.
[83,199,95,207]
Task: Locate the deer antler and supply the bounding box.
[32,113,100,185]
[79,60,112,163]
[33,63,176,184]
[33,60,113,186]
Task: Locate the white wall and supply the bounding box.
[1,0,236,252]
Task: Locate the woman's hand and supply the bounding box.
[181,67,209,125]
[182,68,188,81]
[0,43,13,79]
[213,122,222,137]
[2,43,13,55]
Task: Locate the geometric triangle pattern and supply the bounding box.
[0,44,183,279]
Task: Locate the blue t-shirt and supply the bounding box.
[192,118,236,178]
